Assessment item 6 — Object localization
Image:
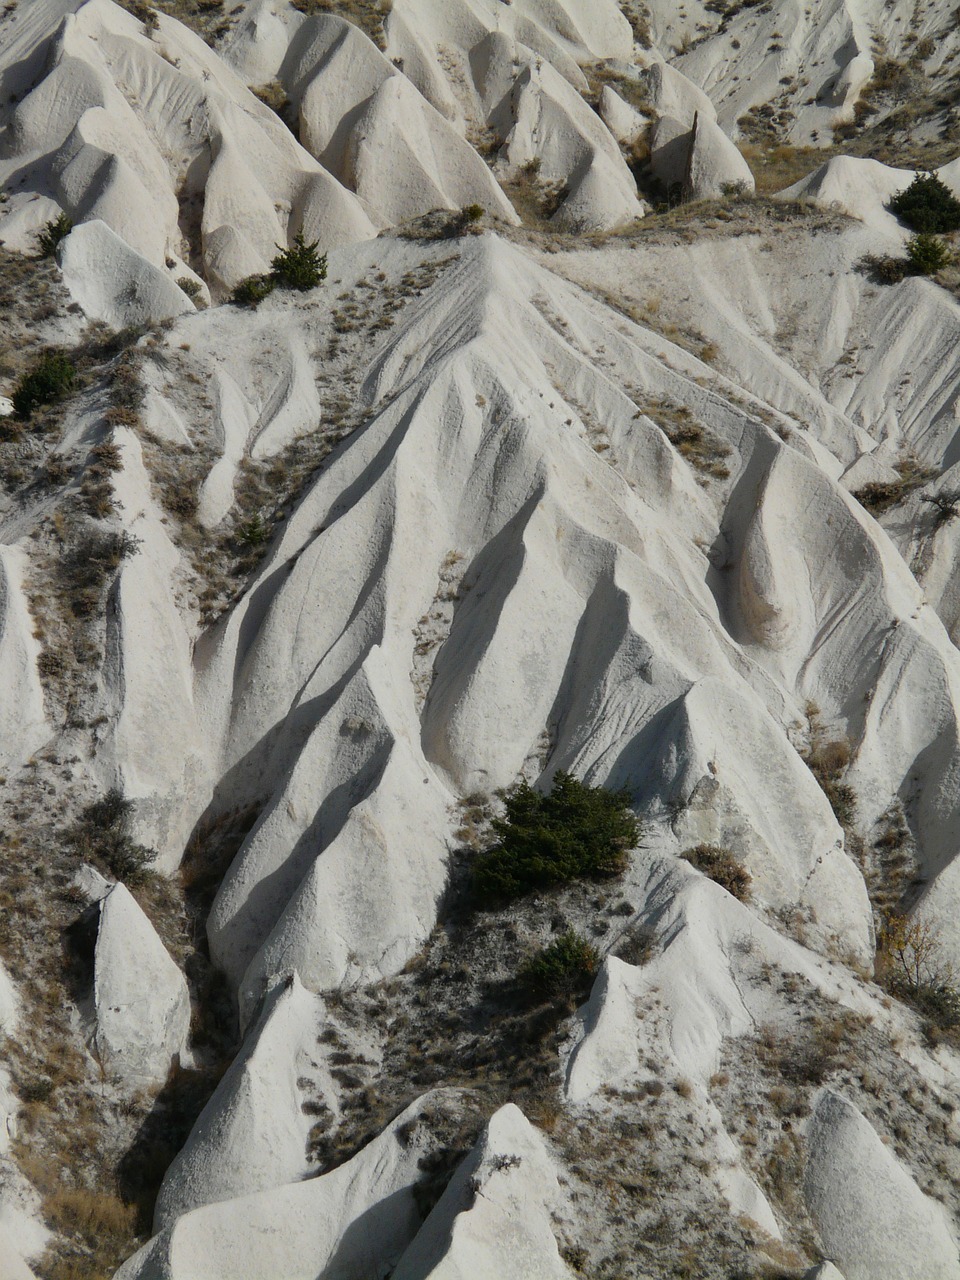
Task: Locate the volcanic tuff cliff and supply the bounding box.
[2,0,960,1277]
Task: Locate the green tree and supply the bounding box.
[13,352,76,419]
[906,232,950,275]
[519,931,600,1001]
[270,232,328,291]
[35,212,73,258]
[888,172,960,233]
[471,772,639,906]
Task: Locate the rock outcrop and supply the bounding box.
[93,884,190,1086]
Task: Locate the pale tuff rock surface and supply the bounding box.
[0,0,377,289]
[57,221,198,329]
[391,1105,572,1280]
[650,108,755,203]
[685,113,756,201]
[1,0,960,1277]
[0,547,48,772]
[93,884,190,1086]
[271,16,519,226]
[153,975,326,1226]
[115,1091,478,1280]
[805,1090,960,1280]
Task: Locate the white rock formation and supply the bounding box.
[280,16,518,226]
[115,1092,469,1280]
[93,883,190,1086]
[484,40,644,231]
[0,547,49,772]
[685,112,756,200]
[58,220,196,328]
[805,1265,847,1280]
[392,1104,571,1280]
[0,0,377,287]
[4,3,960,1277]
[0,963,16,1037]
[384,0,634,125]
[0,1238,38,1280]
[599,85,648,147]
[69,864,113,904]
[804,1090,960,1280]
[643,60,717,126]
[154,975,327,1227]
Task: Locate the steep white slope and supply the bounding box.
[97,426,207,866]
[5,5,960,1275]
[0,0,377,288]
[383,0,634,126]
[115,1091,473,1280]
[0,547,49,772]
[225,4,643,233]
[179,232,886,1021]
[392,1104,572,1280]
[93,883,190,1086]
[76,220,960,1022]
[646,0,960,144]
[805,1090,960,1280]
[154,975,327,1226]
[482,40,644,230]
[277,17,519,225]
[58,220,197,328]
[5,205,947,1277]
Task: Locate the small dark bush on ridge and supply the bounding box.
[906,232,950,275]
[232,274,276,307]
[67,788,157,883]
[35,212,73,259]
[232,233,327,305]
[13,352,76,419]
[888,172,960,233]
[519,931,600,1001]
[470,772,639,906]
[270,232,327,290]
[681,844,752,902]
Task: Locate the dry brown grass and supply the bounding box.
[636,399,731,482]
[289,0,391,49]
[739,143,835,195]
[114,0,232,43]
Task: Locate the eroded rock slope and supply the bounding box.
[1,1,960,1278]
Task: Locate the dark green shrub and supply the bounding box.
[13,352,76,419]
[83,789,133,831]
[680,844,752,902]
[906,232,950,275]
[912,982,960,1028]
[237,513,268,546]
[519,931,600,1001]
[68,788,156,884]
[270,232,327,291]
[231,274,275,307]
[470,772,639,906]
[35,213,73,259]
[859,253,908,284]
[888,172,960,233]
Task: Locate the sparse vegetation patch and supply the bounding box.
[853,456,936,516]
[13,353,76,420]
[680,844,752,902]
